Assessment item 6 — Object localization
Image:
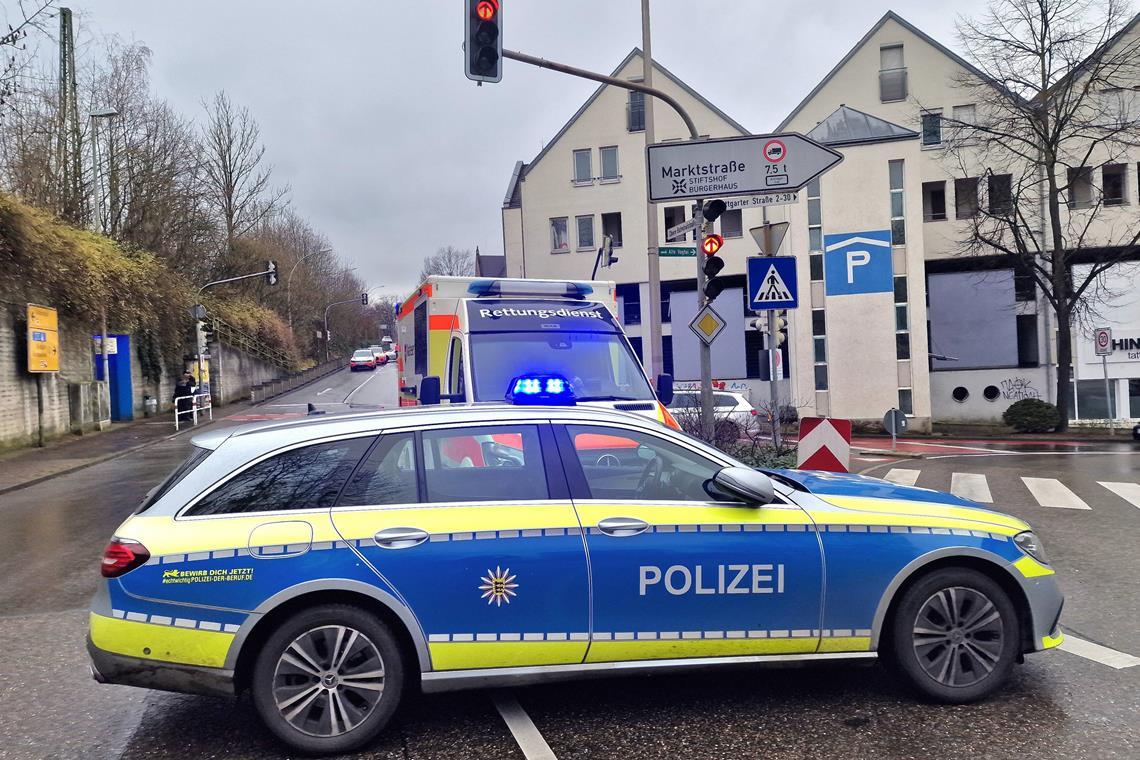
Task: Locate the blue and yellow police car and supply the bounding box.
[88,375,1063,754]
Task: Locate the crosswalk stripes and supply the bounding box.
[1020,477,1092,510]
[950,473,993,503]
[1098,482,1140,509]
[883,468,920,486]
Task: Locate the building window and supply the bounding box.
[572,149,592,184]
[922,181,947,221]
[955,177,979,218]
[661,334,673,375]
[988,174,1013,215]
[600,146,620,181]
[889,159,906,245]
[1068,167,1094,208]
[921,112,942,147]
[628,91,645,132]
[576,215,594,250]
[807,178,823,281]
[812,308,828,391]
[1016,314,1039,367]
[616,283,640,326]
[898,388,914,416]
[1014,270,1036,302]
[720,209,743,238]
[1103,164,1127,205]
[602,212,623,248]
[663,206,686,243]
[950,103,976,142]
[550,217,569,253]
[895,274,910,361]
[879,44,906,102]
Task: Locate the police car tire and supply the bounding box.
[251,604,405,755]
[888,568,1019,704]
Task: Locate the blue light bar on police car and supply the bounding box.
[505,374,576,405]
[467,279,593,299]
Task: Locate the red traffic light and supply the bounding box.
[701,234,725,256]
[476,0,497,20]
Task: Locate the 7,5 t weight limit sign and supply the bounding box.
[646,132,843,203]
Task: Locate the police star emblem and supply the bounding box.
[478,566,519,607]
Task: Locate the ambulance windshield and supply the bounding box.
[469,331,655,402]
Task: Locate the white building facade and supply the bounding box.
[501,12,1140,428]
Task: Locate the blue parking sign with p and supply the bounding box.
[823,230,894,296]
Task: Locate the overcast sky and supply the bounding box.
[45,0,991,294]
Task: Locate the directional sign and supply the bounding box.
[1094,327,1113,356]
[747,256,798,311]
[666,216,702,239]
[797,417,852,473]
[26,303,59,373]
[688,304,727,346]
[658,246,697,257]
[722,192,800,212]
[823,230,894,296]
[647,132,843,203]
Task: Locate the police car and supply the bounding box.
[88,375,1063,755]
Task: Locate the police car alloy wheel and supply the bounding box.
[251,604,404,754]
[889,568,1019,703]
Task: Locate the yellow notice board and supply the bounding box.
[27,303,60,373]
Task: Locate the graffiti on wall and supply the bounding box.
[1000,376,1041,401]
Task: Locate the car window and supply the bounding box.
[353,350,372,358]
[421,425,548,503]
[565,425,724,502]
[669,394,698,409]
[713,393,738,408]
[337,433,417,507]
[185,437,372,516]
[137,445,211,513]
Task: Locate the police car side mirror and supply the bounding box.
[420,376,441,406]
[712,467,775,506]
[656,373,674,406]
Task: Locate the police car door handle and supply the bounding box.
[374,527,430,549]
[597,517,650,537]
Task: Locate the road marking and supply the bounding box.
[316,387,335,396]
[1098,481,1140,509]
[950,473,993,503]
[1021,477,1091,509]
[492,692,558,760]
[1058,635,1140,669]
[883,468,921,486]
[344,370,380,404]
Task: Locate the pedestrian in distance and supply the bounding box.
[174,372,197,424]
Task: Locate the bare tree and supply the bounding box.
[200,90,288,257]
[0,1,56,110]
[943,0,1140,429]
[419,245,475,280]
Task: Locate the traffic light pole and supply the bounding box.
[764,224,782,449]
[323,297,366,363]
[694,201,715,441]
[500,48,716,436]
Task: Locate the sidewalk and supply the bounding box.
[0,401,253,497]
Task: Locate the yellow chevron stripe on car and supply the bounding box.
[89,613,233,668]
[809,496,1029,534]
[121,513,344,556]
[429,642,585,670]
[1013,555,1055,578]
[332,503,580,539]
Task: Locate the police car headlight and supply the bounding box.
[1014,531,1048,564]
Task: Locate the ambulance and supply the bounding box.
[395,277,677,425]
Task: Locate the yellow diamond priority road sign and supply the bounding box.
[688,304,726,346]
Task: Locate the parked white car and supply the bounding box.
[668,390,758,438]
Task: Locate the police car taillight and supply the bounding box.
[101,538,150,578]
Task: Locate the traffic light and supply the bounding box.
[465,0,502,83]
[703,199,727,222]
[265,260,278,286]
[702,234,726,301]
[773,314,788,346]
[700,233,724,256]
[361,292,369,306]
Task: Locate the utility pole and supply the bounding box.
[89,107,119,402]
[641,0,664,380]
[56,8,82,222]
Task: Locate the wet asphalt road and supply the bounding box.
[0,379,1137,759]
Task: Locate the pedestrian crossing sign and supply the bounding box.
[747,256,798,310]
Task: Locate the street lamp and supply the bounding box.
[286,247,330,331]
[89,107,118,402]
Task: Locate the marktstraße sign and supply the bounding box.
[646,132,843,203]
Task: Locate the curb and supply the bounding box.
[854,447,925,459]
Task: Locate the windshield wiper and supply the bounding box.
[575,395,642,402]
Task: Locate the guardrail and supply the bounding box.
[249,357,346,404]
[174,393,213,431]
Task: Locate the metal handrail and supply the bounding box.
[173,392,213,431]
[206,316,294,370]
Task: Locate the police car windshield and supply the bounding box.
[469,332,655,402]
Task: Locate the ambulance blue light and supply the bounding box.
[467,279,594,298]
[506,374,576,405]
